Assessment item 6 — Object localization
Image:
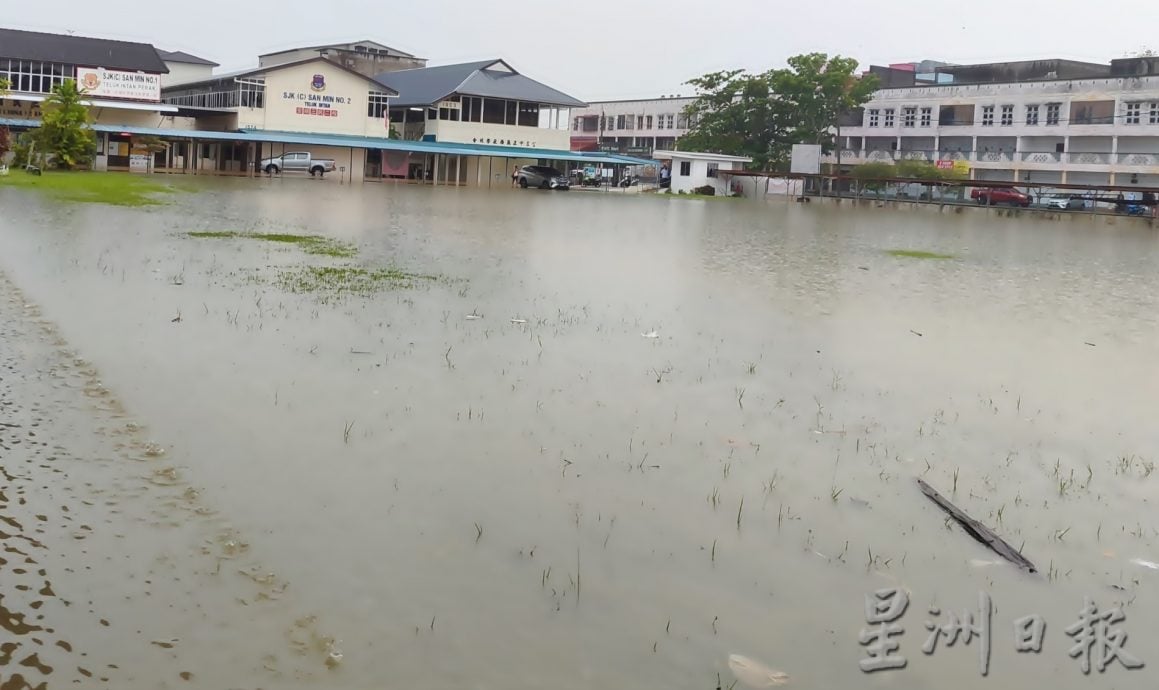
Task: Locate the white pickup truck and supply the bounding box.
[260,152,336,177]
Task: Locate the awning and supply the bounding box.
[0,118,655,165]
[0,118,654,165]
[1,93,176,112]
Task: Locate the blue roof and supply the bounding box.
[374,59,587,108]
[0,118,653,166]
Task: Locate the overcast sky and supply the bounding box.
[7,0,1158,101]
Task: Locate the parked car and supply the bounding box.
[971,187,1031,207]
[516,165,570,190]
[260,152,336,177]
[1040,194,1086,210]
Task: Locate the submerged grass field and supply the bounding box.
[0,171,181,206]
[188,231,357,258]
[886,249,956,260]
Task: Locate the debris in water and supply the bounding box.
[509,318,527,324]
[1130,558,1159,571]
[910,330,923,337]
[1084,342,1096,347]
[969,558,1005,568]
[465,310,482,320]
[325,649,344,669]
[641,330,660,339]
[916,478,1037,574]
[728,653,789,688]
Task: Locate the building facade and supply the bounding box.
[569,96,696,156]
[837,57,1159,188]
[0,27,190,171]
[374,59,583,183]
[2,27,644,185]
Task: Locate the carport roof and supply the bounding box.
[0,118,654,166]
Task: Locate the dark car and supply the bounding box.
[517,166,570,190]
[971,187,1030,207]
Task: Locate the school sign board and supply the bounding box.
[76,67,161,102]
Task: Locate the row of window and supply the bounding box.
[867,102,1159,127]
[572,113,691,132]
[0,59,70,95]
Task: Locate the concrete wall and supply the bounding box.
[162,63,215,87]
[426,119,569,150]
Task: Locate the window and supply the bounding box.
[1151,102,1159,124]
[679,161,691,176]
[676,113,688,129]
[623,113,634,130]
[461,96,483,123]
[517,101,538,126]
[1025,105,1039,126]
[666,114,675,129]
[637,115,644,129]
[867,108,879,127]
[616,114,627,129]
[1046,103,1060,125]
[482,98,506,124]
[883,108,895,127]
[1126,102,1141,125]
[505,100,517,124]
[646,115,653,129]
[1000,104,1013,126]
[902,106,916,127]
[607,115,615,131]
[367,91,391,118]
[0,59,68,94]
[239,79,265,108]
[981,105,994,126]
[920,107,931,127]
[707,162,719,178]
[573,117,580,131]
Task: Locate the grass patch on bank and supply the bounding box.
[0,171,179,206]
[188,231,357,258]
[273,266,440,297]
[886,249,956,260]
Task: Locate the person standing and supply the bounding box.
[511,164,519,187]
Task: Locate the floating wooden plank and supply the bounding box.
[916,478,1038,574]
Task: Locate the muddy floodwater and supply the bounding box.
[2,179,1158,689]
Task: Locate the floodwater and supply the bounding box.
[1,178,1158,689]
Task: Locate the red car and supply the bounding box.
[971,187,1030,207]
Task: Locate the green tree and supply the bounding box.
[35,79,96,169]
[0,78,10,161]
[679,70,780,169]
[767,53,878,156]
[680,54,877,171]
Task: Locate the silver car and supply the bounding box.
[516,165,570,190]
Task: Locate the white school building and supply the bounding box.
[0,27,650,183]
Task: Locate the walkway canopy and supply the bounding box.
[0,118,653,166]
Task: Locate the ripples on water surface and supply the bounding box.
[1,179,1158,689]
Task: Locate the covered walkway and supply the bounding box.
[0,117,653,185]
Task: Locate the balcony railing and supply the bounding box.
[1117,152,1159,166]
[832,148,1159,169]
[1020,152,1062,164]
[1067,152,1111,165]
